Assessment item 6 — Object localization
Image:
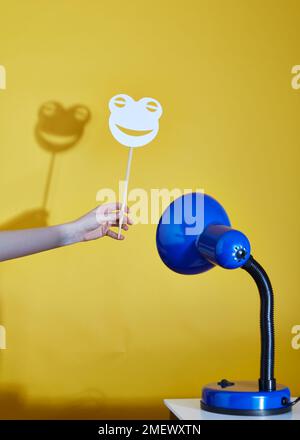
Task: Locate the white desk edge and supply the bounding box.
[164,398,300,420]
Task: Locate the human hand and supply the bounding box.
[63,202,133,244]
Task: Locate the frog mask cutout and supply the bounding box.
[35,101,91,152]
[109,94,163,147]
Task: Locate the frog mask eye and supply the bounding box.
[109,94,134,112]
[139,97,163,119]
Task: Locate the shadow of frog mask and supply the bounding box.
[35,101,91,152]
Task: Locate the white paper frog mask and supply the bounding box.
[109,94,163,147]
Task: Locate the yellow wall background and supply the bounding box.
[0,0,299,419]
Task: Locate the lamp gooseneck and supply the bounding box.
[242,256,276,392]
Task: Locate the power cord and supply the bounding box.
[289,397,300,407]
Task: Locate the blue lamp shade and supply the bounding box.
[156,193,251,275]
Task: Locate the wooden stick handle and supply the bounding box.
[118,147,133,238]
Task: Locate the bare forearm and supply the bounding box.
[0,203,132,262]
[0,224,76,262]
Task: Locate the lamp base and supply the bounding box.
[201,381,291,416]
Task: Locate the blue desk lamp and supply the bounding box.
[156,192,296,416]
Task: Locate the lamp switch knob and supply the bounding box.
[217,379,235,388]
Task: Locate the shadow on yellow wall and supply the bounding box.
[0,385,168,419]
[0,208,48,231]
[0,101,95,418]
[0,101,91,231]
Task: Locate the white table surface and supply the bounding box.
[164,398,300,420]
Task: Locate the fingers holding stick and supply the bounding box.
[107,229,123,240]
[107,218,131,238]
[106,212,133,226]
